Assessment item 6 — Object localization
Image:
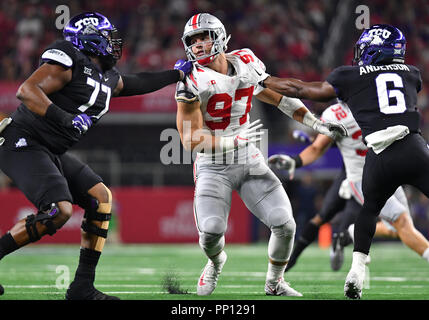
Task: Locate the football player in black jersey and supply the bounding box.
[260,24,429,299]
[0,12,191,300]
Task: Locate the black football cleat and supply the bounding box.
[65,282,120,300]
[330,231,353,271]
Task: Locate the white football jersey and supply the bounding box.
[321,102,368,182]
[176,48,268,137]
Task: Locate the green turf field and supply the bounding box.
[0,242,428,300]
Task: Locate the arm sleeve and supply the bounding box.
[326,66,352,101]
[118,70,181,97]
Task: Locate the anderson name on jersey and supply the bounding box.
[175,48,268,140]
[326,64,422,140]
[321,102,367,183]
[10,40,120,154]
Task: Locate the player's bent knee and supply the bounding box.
[393,213,413,232]
[271,219,296,239]
[25,202,72,242]
[199,216,227,235]
[81,194,112,239]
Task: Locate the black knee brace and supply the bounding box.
[25,203,60,242]
[81,198,112,239]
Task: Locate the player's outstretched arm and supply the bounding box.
[113,60,192,97]
[262,76,337,102]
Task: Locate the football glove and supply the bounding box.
[313,120,348,140]
[268,154,296,179]
[220,119,264,151]
[72,114,92,135]
[174,59,193,80]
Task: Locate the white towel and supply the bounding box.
[365,125,409,154]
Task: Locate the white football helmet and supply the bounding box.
[182,13,231,66]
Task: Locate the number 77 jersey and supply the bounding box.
[175,48,269,137]
[325,63,422,140]
[11,39,120,154]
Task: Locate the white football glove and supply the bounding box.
[313,120,348,140]
[220,119,264,151]
[268,154,296,179]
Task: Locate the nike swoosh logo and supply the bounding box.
[254,70,262,76]
[199,272,206,286]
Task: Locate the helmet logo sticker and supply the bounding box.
[74,17,99,31]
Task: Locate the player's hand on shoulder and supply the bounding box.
[268,154,296,179]
[174,59,193,81]
[71,113,93,135]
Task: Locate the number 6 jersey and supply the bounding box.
[326,63,422,141]
[11,40,120,154]
[175,48,269,138]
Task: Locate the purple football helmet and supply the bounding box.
[63,12,122,62]
[353,24,406,66]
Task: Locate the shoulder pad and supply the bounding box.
[175,78,199,103]
[40,40,76,68]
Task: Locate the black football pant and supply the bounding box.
[354,133,429,255]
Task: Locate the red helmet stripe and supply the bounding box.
[191,14,200,29]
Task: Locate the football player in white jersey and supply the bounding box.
[174,13,347,297]
[269,101,429,271]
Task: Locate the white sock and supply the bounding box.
[266,261,287,284]
[351,251,368,272]
[422,248,429,263]
[348,224,355,243]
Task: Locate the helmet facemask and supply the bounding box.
[182,26,230,66]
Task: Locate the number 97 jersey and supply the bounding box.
[175,48,269,137]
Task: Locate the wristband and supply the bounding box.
[45,103,74,127]
[293,155,303,168]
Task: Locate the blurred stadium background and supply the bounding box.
[0,0,429,248]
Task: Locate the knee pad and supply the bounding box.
[81,192,112,240]
[25,203,61,242]
[271,219,296,239]
[199,232,225,257]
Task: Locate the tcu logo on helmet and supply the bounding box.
[74,17,99,30]
[367,28,391,39]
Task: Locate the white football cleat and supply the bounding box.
[344,268,365,299]
[265,278,303,297]
[197,251,227,296]
[365,255,372,265]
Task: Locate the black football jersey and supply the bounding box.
[11,40,120,154]
[326,64,422,139]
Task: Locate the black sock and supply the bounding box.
[286,222,320,271]
[353,212,377,255]
[0,232,19,260]
[72,248,101,285]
